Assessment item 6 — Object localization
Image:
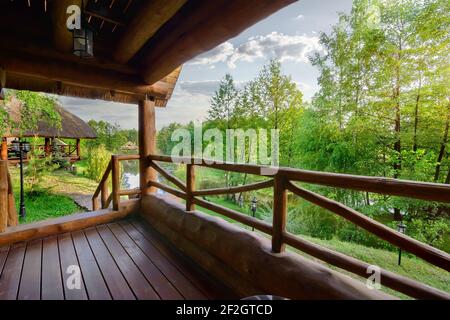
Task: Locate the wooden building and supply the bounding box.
[0,0,449,300]
[1,98,96,162]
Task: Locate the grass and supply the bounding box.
[9,167,98,223]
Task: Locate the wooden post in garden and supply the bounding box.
[44,138,51,157]
[138,98,157,196]
[0,161,8,232]
[76,139,81,159]
[111,155,120,211]
[7,170,17,227]
[272,174,287,253]
[186,164,196,211]
[1,138,7,161]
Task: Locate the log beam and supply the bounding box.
[113,0,187,63]
[0,47,169,98]
[134,0,296,84]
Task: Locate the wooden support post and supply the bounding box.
[186,164,196,211]
[1,138,7,161]
[44,138,51,157]
[138,99,157,195]
[101,183,109,209]
[272,175,287,253]
[7,170,18,227]
[0,161,8,232]
[111,155,120,211]
[76,139,81,159]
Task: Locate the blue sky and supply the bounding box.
[61,0,353,130]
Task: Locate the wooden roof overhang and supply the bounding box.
[0,0,295,106]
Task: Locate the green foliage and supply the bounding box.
[25,141,59,196]
[85,144,112,182]
[0,90,61,136]
[85,120,132,153]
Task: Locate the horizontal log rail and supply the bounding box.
[147,154,450,300]
[92,155,140,211]
[193,179,273,197]
[149,155,450,203]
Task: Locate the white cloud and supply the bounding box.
[295,14,304,20]
[189,42,234,66]
[188,32,323,69]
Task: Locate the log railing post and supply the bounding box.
[111,155,120,211]
[101,182,109,209]
[186,164,196,211]
[139,98,157,196]
[0,161,8,232]
[1,138,8,160]
[272,174,287,253]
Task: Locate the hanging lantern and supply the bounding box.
[70,1,94,58]
[73,26,94,58]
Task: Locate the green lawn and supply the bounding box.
[9,167,98,223]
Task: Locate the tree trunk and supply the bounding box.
[412,77,421,152]
[393,49,402,221]
[434,103,450,182]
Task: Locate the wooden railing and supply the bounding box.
[0,160,18,232]
[92,155,140,211]
[146,154,450,300]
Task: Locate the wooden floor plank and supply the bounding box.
[41,236,64,300]
[84,227,135,300]
[18,239,42,300]
[121,220,207,300]
[0,242,26,300]
[131,219,235,299]
[72,230,111,300]
[58,233,88,300]
[96,224,160,300]
[0,245,9,274]
[108,222,183,300]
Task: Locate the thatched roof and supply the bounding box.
[0,1,292,105]
[3,97,97,139]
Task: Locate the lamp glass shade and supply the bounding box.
[73,27,93,58]
[23,142,31,153]
[11,139,20,153]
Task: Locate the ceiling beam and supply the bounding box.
[113,0,187,64]
[0,47,169,98]
[133,0,296,84]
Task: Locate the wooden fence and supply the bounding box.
[145,154,450,300]
[92,154,450,299]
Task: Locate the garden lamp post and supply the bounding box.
[397,222,406,265]
[251,196,257,231]
[11,139,30,220]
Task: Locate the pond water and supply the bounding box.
[122,172,166,195]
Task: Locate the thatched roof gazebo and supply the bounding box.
[1,97,96,162]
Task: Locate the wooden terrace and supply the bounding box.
[0,0,449,300]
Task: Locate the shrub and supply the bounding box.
[85,144,112,182]
[25,146,58,196]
